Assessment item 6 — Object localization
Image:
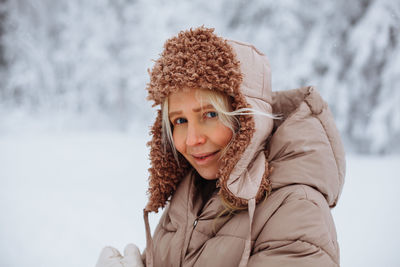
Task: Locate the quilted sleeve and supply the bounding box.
[248,186,340,267]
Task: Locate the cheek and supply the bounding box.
[172,128,186,154]
[215,125,233,147]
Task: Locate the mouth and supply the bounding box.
[191,150,220,165]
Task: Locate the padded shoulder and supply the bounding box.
[251,185,339,266]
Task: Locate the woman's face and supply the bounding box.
[168,88,233,180]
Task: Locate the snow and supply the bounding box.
[332,156,400,267]
[0,1,399,265]
[0,131,399,267]
[1,0,399,153]
[0,131,161,267]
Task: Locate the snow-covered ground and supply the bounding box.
[0,131,399,267]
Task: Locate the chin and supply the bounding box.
[196,168,218,180]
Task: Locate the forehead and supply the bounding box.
[168,88,211,109]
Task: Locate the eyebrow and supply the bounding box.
[168,104,214,118]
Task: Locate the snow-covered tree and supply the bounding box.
[0,0,399,153]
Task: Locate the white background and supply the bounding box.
[1,131,399,267]
[1,0,399,266]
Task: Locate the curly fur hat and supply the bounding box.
[145,26,271,212]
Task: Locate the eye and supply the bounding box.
[205,111,218,118]
[174,117,187,125]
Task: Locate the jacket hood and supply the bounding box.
[144,27,345,213]
[220,40,274,207]
[145,27,273,212]
[268,86,346,207]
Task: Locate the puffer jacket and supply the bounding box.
[143,37,345,267]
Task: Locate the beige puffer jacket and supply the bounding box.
[143,34,345,267]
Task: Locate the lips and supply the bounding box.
[192,151,219,159]
[191,150,220,165]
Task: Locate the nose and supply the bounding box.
[186,121,206,147]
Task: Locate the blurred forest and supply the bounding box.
[0,0,399,154]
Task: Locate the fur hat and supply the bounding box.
[145,26,271,212]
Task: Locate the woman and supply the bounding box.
[96,26,345,267]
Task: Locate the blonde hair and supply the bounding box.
[161,89,279,165]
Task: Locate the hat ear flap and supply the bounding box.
[146,109,190,212]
